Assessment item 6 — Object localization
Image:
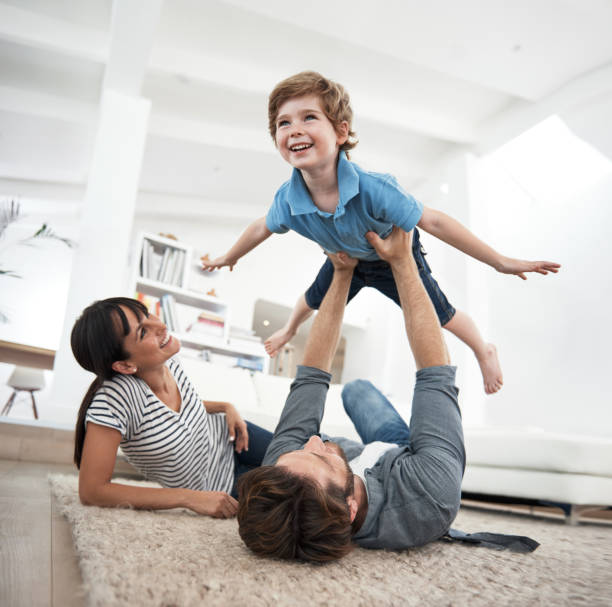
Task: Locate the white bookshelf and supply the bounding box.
[131,232,269,373]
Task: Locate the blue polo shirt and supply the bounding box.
[265,152,424,261]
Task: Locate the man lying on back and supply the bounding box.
[237,227,465,562]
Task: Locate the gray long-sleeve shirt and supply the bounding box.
[262,365,465,550]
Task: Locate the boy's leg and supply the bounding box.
[342,379,410,446]
[305,257,365,310]
[443,311,503,394]
[367,229,455,322]
[266,257,365,356]
[264,293,313,357]
[371,229,503,395]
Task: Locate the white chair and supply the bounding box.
[2,366,46,419]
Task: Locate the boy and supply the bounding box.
[201,72,560,394]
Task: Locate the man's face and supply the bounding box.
[276,436,354,496]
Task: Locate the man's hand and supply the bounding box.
[365,227,414,269]
[185,490,238,518]
[201,254,237,272]
[224,403,249,453]
[326,250,358,272]
[496,257,561,280]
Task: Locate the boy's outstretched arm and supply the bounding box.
[201,216,272,271]
[417,207,561,280]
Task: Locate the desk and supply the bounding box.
[0,340,55,370]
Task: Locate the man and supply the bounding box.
[237,227,465,562]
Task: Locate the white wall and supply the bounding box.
[4,93,611,437]
[0,196,79,349]
[468,98,612,437]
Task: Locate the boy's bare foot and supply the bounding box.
[477,343,503,395]
[264,327,295,358]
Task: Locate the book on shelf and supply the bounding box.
[187,310,225,338]
[170,250,185,287]
[140,240,155,280]
[157,248,172,283]
[235,357,264,372]
[139,237,187,287]
[135,292,161,317]
[160,294,180,332]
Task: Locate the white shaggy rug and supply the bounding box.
[50,474,612,607]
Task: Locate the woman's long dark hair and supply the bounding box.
[71,297,148,468]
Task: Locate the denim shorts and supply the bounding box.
[304,228,456,326]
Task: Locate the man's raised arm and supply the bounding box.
[365,228,449,369]
[301,253,357,373]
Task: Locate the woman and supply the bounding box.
[72,296,273,518]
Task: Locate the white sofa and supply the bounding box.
[181,357,612,518]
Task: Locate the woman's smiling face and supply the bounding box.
[117,306,180,372]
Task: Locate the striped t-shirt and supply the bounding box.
[85,357,235,493]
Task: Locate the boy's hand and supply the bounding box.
[365,227,415,269]
[200,254,236,272]
[496,257,561,280]
[326,251,358,272]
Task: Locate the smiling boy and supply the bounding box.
[201,71,560,394]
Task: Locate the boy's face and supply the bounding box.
[274,95,349,175]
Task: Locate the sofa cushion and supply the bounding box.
[462,466,612,505]
[178,356,259,412]
[464,427,612,478]
[252,373,361,441]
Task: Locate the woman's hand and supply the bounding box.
[224,403,249,453]
[203,400,249,453]
[185,490,238,518]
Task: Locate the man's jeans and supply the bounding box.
[341,379,410,446]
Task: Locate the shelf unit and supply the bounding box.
[131,232,268,372]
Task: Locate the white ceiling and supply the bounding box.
[1,0,611,219]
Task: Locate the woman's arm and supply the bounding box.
[201,216,272,271]
[203,400,249,453]
[417,206,560,279]
[79,423,237,517]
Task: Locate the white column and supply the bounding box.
[47,91,151,424]
[46,0,163,425]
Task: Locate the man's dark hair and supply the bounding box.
[237,466,354,563]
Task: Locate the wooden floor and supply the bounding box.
[0,459,84,607]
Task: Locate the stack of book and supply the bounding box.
[135,292,180,332]
[235,357,264,372]
[160,294,179,331]
[187,310,225,338]
[140,241,186,287]
[135,292,161,318]
[228,327,263,350]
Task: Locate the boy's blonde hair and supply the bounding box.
[268,71,358,156]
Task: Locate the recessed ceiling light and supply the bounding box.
[440,183,449,194]
[262,320,270,327]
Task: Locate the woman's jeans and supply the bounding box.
[231,420,273,497]
[341,379,410,446]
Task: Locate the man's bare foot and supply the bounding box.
[477,344,503,395]
[264,327,295,358]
